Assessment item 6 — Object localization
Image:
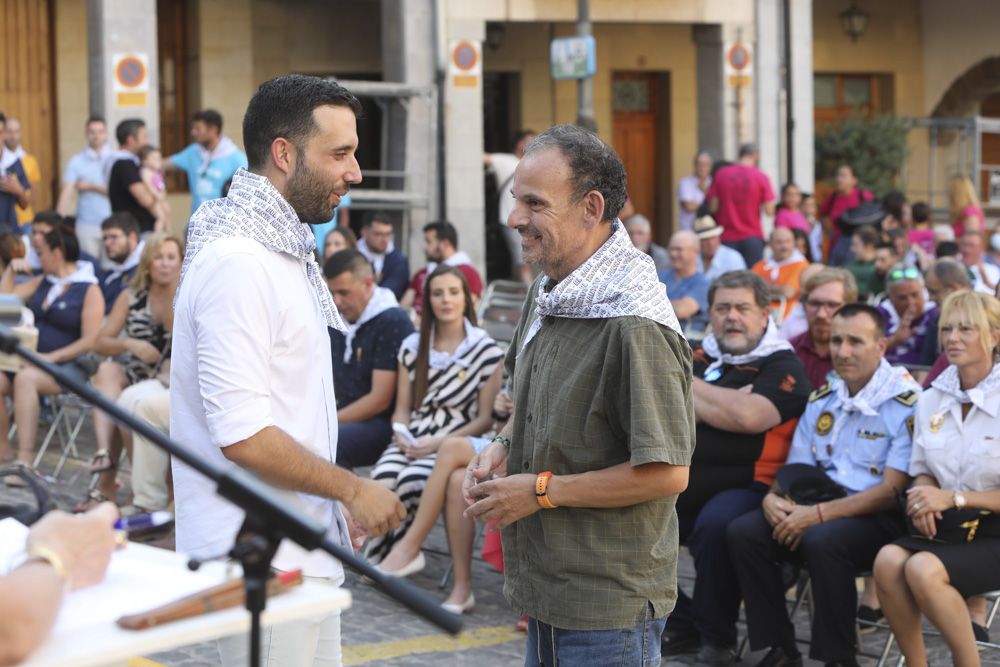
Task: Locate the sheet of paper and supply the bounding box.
[0,517,225,634]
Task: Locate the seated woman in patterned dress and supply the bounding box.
[364,265,504,566]
[85,233,183,506]
[0,227,104,475]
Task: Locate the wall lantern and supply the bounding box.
[839,1,869,42]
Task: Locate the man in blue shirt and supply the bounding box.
[165,109,247,216]
[358,211,410,299]
[324,249,414,468]
[98,212,143,313]
[728,304,918,667]
[660,230,710,332]
[0,113,32,233]
[57,116,112,260]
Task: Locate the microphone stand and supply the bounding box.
[0,328,463,667]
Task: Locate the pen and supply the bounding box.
[114,511,174,532]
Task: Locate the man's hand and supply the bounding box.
[8,258,31,274]
[772,503,820,551]
[342,478,405,537]
[462,440,508,505]
[26,503,118,590]
[464,473,539,529]
[762,492,793,527]
[0,175,24,196]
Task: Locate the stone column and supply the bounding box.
[755,0,782,202]
[789,0,815,193]
[87,0,159,145]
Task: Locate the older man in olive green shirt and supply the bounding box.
[464,124,695,666]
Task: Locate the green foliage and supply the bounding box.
[814,115,912,197]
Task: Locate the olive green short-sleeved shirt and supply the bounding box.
[500,279,695,631]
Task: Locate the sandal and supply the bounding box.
[515,615,529,633]
[74,488,113,513]
[89,449,115,474]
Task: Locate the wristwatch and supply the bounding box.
[954,491,968,510]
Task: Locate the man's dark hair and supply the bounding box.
[936,240,960,259]
[115,119,146,146]
[708,270,771,310]
[911,202,931,224]
[193,109,223,132]
[86,115,106,127]
[423,221,459,249]
[101,211,140,237]
[32,210,63,228]
[363,211,392,228]
[243,75,363,171]
[930,258,972,289]
[323,248,372,280]
[882,191,906,222]
[0,112,5,125]
[511,129,536,151]
[523,124,627,222]
[832,302,885,337]
[42,227,80,263]
[854,224,880,248]
[738,142,759,158]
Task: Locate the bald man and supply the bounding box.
[750,226,809,319]
[659,230,710,331]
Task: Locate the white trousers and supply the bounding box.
[118,379,171,511]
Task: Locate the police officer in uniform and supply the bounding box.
[728,303,921,667]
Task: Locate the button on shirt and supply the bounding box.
[910,367,1000,492]
[170,237,347,580]
[786,383,917,493]
[62,146,112,228]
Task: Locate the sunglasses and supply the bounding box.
[887,266,921,284]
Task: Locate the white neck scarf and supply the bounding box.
[195,136,239,171]
[0,145,24,171]
[931,363,1000,410]
[426,250,473,276]
[342,287,398,363]
[701,318,794,378]
[519,220,681,357]
[357,237,396,276]
[104,240,145,286]
[829,358,920,444]
[103,149,140,184]
[404,319,488,370]
[44,265,98,307]
[762,250,806,281]
[181,168,346,331]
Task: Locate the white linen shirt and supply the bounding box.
[170,236,348,580]
[910,375,1000,492]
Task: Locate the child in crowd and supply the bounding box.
[774,182,809,234]
[139,146,170,232]
[802,193,823,262]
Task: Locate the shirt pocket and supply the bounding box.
[969,437,1000,491]
[847,428,892,477]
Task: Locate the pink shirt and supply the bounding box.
[907,229,935,256]
[820,187,873,248]
[952,204,985,238]
[774,208,809,233]
[705,164,775,242]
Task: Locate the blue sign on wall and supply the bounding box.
[550,35,596,80]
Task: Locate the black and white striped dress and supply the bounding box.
[366,323,503,562]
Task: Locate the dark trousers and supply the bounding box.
[727,509,904,662]
[667,485,767,648]
[336,417,393,469]
[723,237,765,267]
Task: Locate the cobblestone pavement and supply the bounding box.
[2,413,996,666]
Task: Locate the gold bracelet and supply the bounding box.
[25,545,70,586]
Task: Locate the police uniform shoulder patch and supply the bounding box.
[816,411,835,436]
[809,384,833,402]
[893,390,919,407]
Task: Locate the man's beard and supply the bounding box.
[286,159,340,225]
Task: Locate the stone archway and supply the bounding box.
[932,56,1000,118]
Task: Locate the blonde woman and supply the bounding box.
[83,233,183,508]
[874,290,1000,667]
[949,175,985,238]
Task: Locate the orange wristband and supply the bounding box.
[535,471,557,509]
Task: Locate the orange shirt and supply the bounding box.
[751,258,809,318]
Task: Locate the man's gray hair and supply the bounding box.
[738,143,759,158]
[930,258,972,288]
[708,270,771,310]
[524,124,628,222]
[624,214,651,232]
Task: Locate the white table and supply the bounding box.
[21,541,351,667]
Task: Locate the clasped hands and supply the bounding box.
[905,484,953,539]
[762,492,822,551]
[461,440,540,530]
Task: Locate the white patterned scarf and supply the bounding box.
[828,358,921,444]
[181,168,346,332]
[103,240,145,286]
[519,220,681,357]
[701,318,794,378]
[342,287,398,363]
[931,363,1000,410]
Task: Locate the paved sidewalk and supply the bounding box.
[1,414,995,665]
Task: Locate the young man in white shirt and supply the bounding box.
[170,74,405,666]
